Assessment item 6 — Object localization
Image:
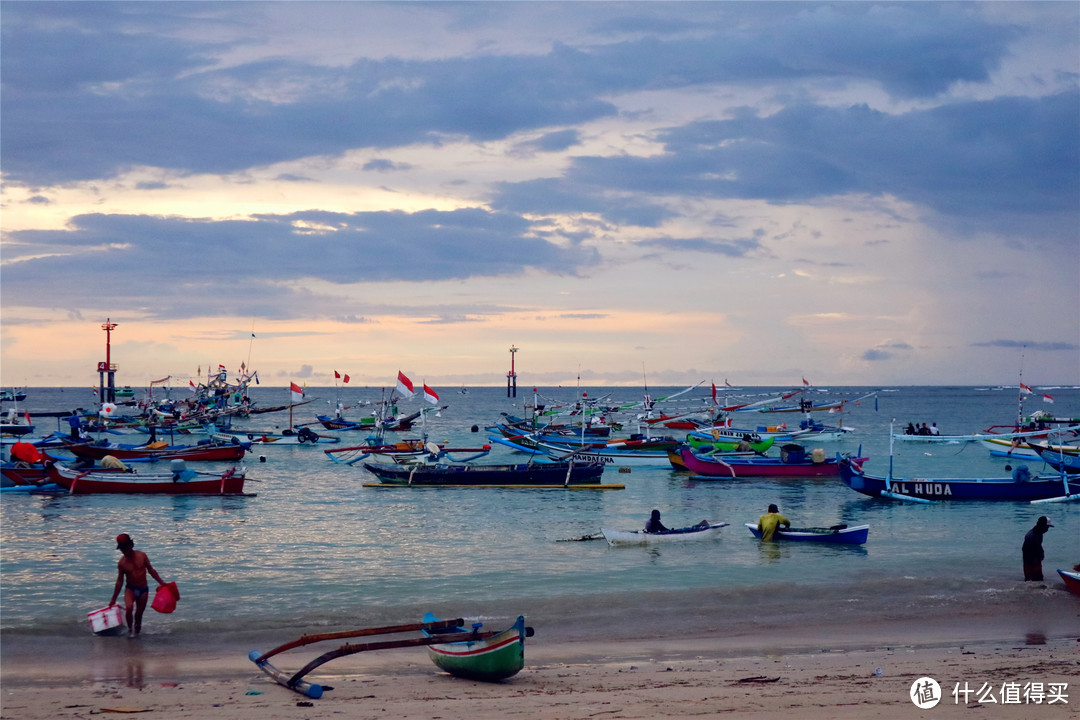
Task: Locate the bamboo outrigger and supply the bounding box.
[249,617,533,698]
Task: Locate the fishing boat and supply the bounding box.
[837,457,1075,502]
[113,386,135,399]
[671,445,856,478]
[47,462,246,494]
[212,426,341,445]
[601,522,728,545]
[361,459,618,488]
[1,462,53,487]
[0,390,27,402]
[1058,568,1080,595]
[1025,442,1080,474]
[489,434,674,466]
[685,430,774,454]
[249,616,530,698]
[743,522,869,545]
[422,613,530,681]
[61,436,249,462]
[1,410,34,437]
[981,436,1080,459]
[315,414,378,431]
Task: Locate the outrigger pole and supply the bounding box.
[249,618,492,699]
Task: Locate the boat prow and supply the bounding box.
[1058,568,1080,596]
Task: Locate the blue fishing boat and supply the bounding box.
[837,458,1075,502]
[744,522,869,545]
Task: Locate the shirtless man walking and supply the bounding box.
[109,533,166,637]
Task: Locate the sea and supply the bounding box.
[2,385,1078,676]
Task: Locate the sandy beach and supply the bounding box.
[4,589,1077,719]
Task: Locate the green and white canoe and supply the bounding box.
[422,613,530,681]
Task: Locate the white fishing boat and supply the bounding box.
[601,522,728,545]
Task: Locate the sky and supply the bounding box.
[1,1,1078,390]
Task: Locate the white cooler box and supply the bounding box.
[88,605,125,635]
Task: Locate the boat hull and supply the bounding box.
[424,615,527,682]
[362,461,608,487]
[602,523,727,545]
[673,446,851,478]
[48,464,246,494]
[64,440,248,462]
[1057,569,1080,596]
[838,460,1070,501]
[744,522,868,544]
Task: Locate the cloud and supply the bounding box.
[0,2,1038,187]
[0,208,601,319]
[971,340,1079,352]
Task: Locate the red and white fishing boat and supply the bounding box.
[47,462,246,494]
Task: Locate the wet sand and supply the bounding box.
[3,587,1078,719]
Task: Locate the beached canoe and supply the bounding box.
[601,522,729,545]
[743,522,869,545]
[1057,569,1080,595]
[249,616,523,698]
[47,462,246,494]
[422,613,530,681]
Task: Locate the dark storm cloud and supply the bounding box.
[2,2,1025,187]
[493,90,1078,238]
[0,208,600,319]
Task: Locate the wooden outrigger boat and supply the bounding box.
[837,457,1076,503]
[601,522,728,545]
[422,613,530,681]
[47,462,246,494]
[249,616,533,698]
[744,522,869,545]
[61,437,249,462]
[670,445,857,478]
[362,459,620,488]
[1026,442,1080,474]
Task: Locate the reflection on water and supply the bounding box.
[3,385,1079,639]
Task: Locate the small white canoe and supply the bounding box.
[601,522,728,545]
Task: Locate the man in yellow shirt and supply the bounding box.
[757,504,790,541]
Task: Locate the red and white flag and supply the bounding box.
[290,382,305,402]
[423,384,439,405]
[1042,393,1054,404]
[1020,383,1033,395]
[396,371,415,398]
[189,380,197,392]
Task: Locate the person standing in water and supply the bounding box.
[1022,516,1053,581]
[756,504,791,541]
[109,533,166,637]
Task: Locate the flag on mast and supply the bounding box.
[290,382,305,402]
[802,377,810,386]
[396,371,415,398]
[424,384,439,405]
[1020,383,1033,395]
[1042,393,1054,404]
